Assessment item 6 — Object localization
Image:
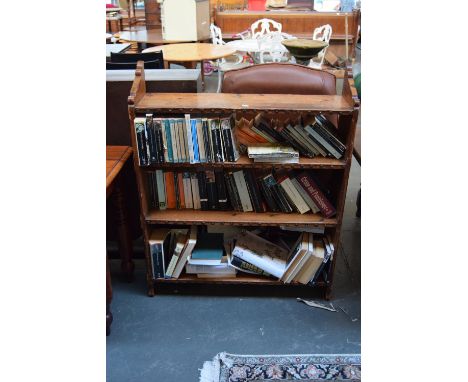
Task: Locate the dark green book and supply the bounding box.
[188,232,224,265]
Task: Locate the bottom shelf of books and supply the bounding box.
[147,225,336,295]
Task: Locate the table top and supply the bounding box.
[142,43,236,62]
[106,146,132,197]
[118,29,192,45]
[226,39,288,53]
[106,43,131,57]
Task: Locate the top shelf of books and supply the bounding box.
[134,93,354,115]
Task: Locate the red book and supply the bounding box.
[295,172,336,218]
[165,172,176,209]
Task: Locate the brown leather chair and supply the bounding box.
[222,62,338,126]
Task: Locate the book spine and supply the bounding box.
[164,171,176,209]
[170,119,179,163]
[191,119,200,163]
[159,118,169,162]
[155,118,165,163]
[278,177,311,214]
[155,169,166,210]
[233,170,253,212]
[255,119,285,143]
[190,173,201,210]
[230,256,271,276]
[205,170,218,210]
[315,115,346,152]
[183,172,193,209]
[313,122,346,155]
[163,119,173,162]
[228,119,240,161]
[258,177,280,212]
[149,241,164,279]
[304,125,340,158]
[195,119,205,162]
[197,171,209,211]
[174,172,180,209]
[244,170,264,213]
[291,178,320,213]
[134,118,149,166]
[202,118,212,163]
[215,170,229,210]
[263,174,292,213]
[177,173,185,209]
[178,119,188,163]
[210,119,223,162]
[224,172,241,211]
[184,114,195,163]
[220,117,234,162]
[296,173,336,218]
[145,114,157,164]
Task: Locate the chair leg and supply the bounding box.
[217,69,223,93]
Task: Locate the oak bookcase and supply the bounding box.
[128,61,360,299]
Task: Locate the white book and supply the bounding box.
[155,170,166,210]
[187,257,222,266]
[233,170,253,212]
[158,118,169,162]
[285,124,319,156]
[285,233,313,283]
[232,231,289,278]
[172,227,198,279]
[253,157,300,164]
[186,257,235,274]
[196,119,206,162]
[184,114,195,163]
[295,237,325,284]
[281,233,309,283]
[278,177,310,214]
[292,124,328,157]
[183,173,193,209]
[190,173,201,210]
[165,232,188,278]
[170,119,179,163]
[290,178,320,213]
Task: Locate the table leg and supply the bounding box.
[113,181,134,282]
[200,60,205,91]
[106,253,113,336]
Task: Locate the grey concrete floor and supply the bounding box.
[106,158,360,382]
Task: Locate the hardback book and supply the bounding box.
[177,173,185,209]
[220,117,234,162]
[169,119,179,163]
[295,236,325,284]
[195,119,206,162]
[164,171,176,209]
[315,115,346,153]
[229,254,271,276]
[178,118,188,163]
[293,124,327,157]
[305,124,342,159]
[283,233,313,283]
[285,124,318,157]
[172,226,198,279]
[148,227,173,279]
[232,230,290,278]
[188,232,224,265]
[262,174,293,213]
[165,231,189,278]
[233,170,253,212]
[280,232,308,283]
[309,236,334,285]
[290,178,320,213]
[253,157,299,164]
[295,172,336,218]
[205,170,218,210]
[215,170,229,210]
[145,114,158,164]
[197,171,209,211]
[183,172,193,209]
[191,119,201,163]
[134,117,149,166]
[276,174,311,215]
[190,172,201,210]
[186,256,236,277]
[154,117,165,163]
[257,175,280,212]
[147,172,159,208]
[155,170,166,210]
[247,144,299,159]
[243,169,265,213]
[184,114,196,163]
[202,118,213,162]
[225,172,242,212]
[209,118,223,162]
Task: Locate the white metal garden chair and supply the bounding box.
[308,24,333,69]
[258,32,296,64]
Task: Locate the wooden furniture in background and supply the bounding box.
[106,145,133,335]
[214,9,359,59]
[144,0,162,30]
[118,28,193,50]
[127,61,360,299]
[142,43,236,89]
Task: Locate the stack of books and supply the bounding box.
[247,144,299,164]
[147,169,336,217]
[236,113,346,159]
[133,114,240,165]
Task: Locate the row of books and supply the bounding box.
[147,169,336,217]
[237,113,346,160]
[134,114,240,166]
[148,227,334,285]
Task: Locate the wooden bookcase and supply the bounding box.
[128,61,359,299]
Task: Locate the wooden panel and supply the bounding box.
[140,154,346,170]
[135,92,354,114]
[154,272,326,286]
[144,0,161,29]
[145,209,338,226]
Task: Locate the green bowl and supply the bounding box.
[281,39,329,59]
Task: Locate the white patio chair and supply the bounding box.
[308,24,333,69]
[250,18,282,40]
[258,32,296,64]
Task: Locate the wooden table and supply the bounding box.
[106,145,133,336]
[118,28,192,50]
[106,43,131,58]
[143,43,236,90]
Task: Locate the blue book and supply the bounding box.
[191,119,200,163]
[189,233,224,265]
[164,119,173,163]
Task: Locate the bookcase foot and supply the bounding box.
[324,286,333,300]
[147,283,155,297]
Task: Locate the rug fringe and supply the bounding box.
[199,352,223,382]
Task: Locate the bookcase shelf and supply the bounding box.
[140,155,347,170]
[145,209,338,227]
[128,62,360,299]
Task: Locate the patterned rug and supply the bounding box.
[200,352,361,382]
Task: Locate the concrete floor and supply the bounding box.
[107,58,361,381]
